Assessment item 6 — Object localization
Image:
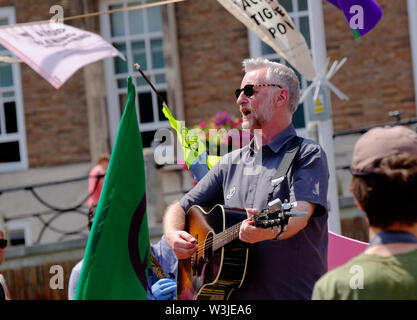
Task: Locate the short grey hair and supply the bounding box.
[242,58,300,114]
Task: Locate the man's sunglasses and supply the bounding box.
[0,239,7,249]
[235,84,282,98]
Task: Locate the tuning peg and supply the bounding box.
[267,198,282,212]
[284,211,308,217]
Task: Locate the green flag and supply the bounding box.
[75,76,151,299]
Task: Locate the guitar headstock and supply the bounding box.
[252,199,307,233]
[252,210,287,229]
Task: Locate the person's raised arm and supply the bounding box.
[163,202,197,259]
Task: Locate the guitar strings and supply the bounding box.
[196,225,239,256]
[195,222,243,256]
[194,211,285,256]
[195,214,284,256]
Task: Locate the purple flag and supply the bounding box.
[327,0,383,39]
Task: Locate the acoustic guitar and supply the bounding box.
[177,200,304,300]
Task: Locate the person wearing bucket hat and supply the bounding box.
[0,219,11,300]
[313,126,417,300]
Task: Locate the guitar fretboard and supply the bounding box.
[212,221,243,252]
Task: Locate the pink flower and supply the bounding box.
[233,120,242,128]
[199,121,207,129]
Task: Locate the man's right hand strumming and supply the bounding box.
[163,202,198,260]
[166,230,198,260]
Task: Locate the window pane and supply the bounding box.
[113,42,128,74]
[280,0,293,12]
[141,130,156,148]
[291,63,307,129]
[292,103,305,128]
[300,16,311,49]
[132,41,147,70]
[0,27,6,50]
[117,78,127,88]
[136,76,148,87]
[109,4,125,37]
[151,39,164,69]
[138,92,153,123]
[9,229,25,246]
[0,18,8,25]
[298,0,308,11]
[147,7,162,32]
[0,63,13,87]
[128,2,144,35]
[261,41,275,56]
[119,94,127,116]
[0,141,20,163]
[155,74,165,84]
[2,91,14,98]
[157,91,167,121]
[4,101,17,133]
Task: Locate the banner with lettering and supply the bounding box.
[0,21,124,89]
[217,0,316,80]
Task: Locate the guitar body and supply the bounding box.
[177,204,249,300]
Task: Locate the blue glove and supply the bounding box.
[151,278,177,300]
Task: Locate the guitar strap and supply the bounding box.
[268,136,303,203]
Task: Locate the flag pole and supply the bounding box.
[134,63,166,105]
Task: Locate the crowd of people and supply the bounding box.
[1,57,416,300]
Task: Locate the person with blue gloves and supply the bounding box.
[148,236,178,300]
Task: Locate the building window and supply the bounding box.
[0,7,28,172]
[248,0,312,136]
[8,228,25,246]
[100,0,170,148]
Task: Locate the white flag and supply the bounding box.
[217,0,316,81]
[0,21,125,89]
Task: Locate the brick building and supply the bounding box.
[0,0,416,299]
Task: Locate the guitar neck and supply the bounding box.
[212,221,243,252]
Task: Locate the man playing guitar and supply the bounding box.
[163,58,329,300]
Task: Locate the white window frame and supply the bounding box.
[99,0,170,147]
[248,0,315,137]
[0,6,28,172]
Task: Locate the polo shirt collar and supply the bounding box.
[265,124,297,154]
[246,124,297,156]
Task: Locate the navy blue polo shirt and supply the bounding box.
[179,124,329,300]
